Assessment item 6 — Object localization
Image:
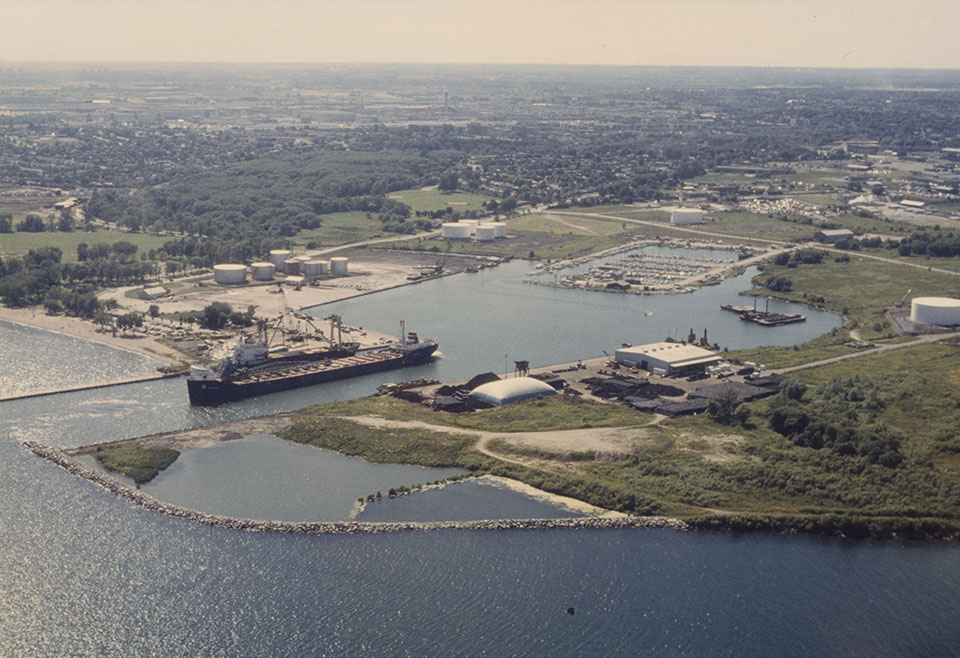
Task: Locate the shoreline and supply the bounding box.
[24,440,686,535]
[0,307,184,366]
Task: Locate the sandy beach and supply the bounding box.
[0,305,186,366]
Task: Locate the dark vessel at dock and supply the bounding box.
[187,322,438,406]
[720,300,806,326]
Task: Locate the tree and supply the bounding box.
[438,172,459,193]
[707,389,749,426]
[0,214,12,233]
[77,243,89,262]
[17,214,45,232]
[202,302,233,330]
[148,304,160,318]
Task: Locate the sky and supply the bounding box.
[1,0,958,69]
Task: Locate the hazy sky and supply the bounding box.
[1,0,957,69]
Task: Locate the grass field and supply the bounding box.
[79,442,180,484]
[386,188,493,213]
[0,229,170,263]
[292,211,384,247]
[753,254,960,339]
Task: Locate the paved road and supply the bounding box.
[771,331,960,375]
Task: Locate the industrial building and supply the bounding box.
[138,286,169,300]
[671,209,704,225]
[911,297,960,326]
[615,341,720,377]
[470,377,558,406]
[814,228,854,244]
[213,264,247,285]
[330,257,349,276]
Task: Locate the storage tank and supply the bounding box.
[460,219,480,235]
[911,297,960,326]
[295,255,312,264]
[213,263,247,285]
[475,224,497,242]
[441,222,472,239]
[330,257,349,276]
[250,262,276,281]
[487,221,507,238]
[283,259,301,275]
[671,209,705,225]
[301,260,324,277]
[268,249,292,267]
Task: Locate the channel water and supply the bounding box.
[1,260,957,656]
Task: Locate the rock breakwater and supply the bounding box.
[23,441,689,535]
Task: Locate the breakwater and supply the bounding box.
[23,441,688,535]
[0,371,184,403]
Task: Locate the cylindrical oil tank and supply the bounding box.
[213,263,247,285]
[330,257,349,276]
[441,222,472,239]
[250,262,276,281]
[295,255,312,264]
[475,225,497,241]
[283,259,301,275]
[487,221,507,238]
[268,249,292,267]
[911,297,960,326]
[460,219,480,235]
[302,260,324,277]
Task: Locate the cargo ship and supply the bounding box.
[187,323,438,406]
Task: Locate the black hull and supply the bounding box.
[187,344,437,406]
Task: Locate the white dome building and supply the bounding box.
[911,297,960,326]
[470,377,558,406]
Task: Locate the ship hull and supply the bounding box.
[187,343,438,406]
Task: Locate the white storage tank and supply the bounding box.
[283,259,301,275]
[671,209,705,225]
[268,249,292,267]
[302,260,325,277]
[213,263,247,285]
[910,297,960,326]
[441,222,472,239]
[460,219,480,235]
[330,257,349,276]
[487,221,507,238]
[295,255,312,264]
[250,262,276,281]
[475,224,497,241]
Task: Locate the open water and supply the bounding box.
[2,263,958,656]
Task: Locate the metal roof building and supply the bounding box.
[615,342,720,377]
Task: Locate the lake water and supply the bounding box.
[1,264,957,656]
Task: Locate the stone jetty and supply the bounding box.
[23,440,689,535]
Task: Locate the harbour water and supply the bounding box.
[2,263,957,656]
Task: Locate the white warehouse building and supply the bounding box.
[911,297,960,326]
[615,341,720,377]
[671,209,705,225]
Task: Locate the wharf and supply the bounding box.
[0,371,184,403]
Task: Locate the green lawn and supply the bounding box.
[0,229,170,263]
[386,188,494,213]
[292,211,384,247]
[754,255,960,339]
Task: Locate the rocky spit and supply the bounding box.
[23,441,689,535]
